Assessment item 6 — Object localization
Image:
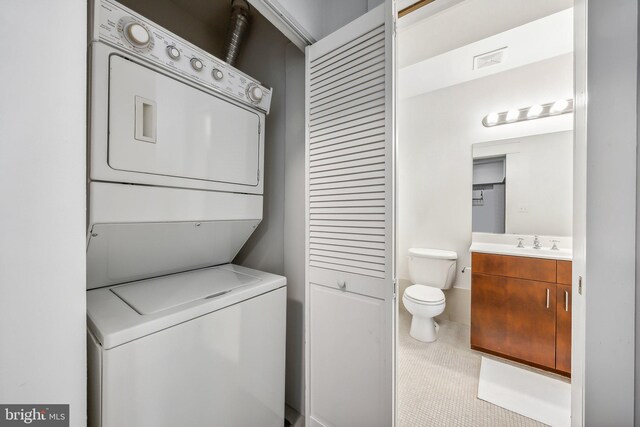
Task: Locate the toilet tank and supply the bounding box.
[408,248,457,289]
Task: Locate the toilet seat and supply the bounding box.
[404,285,445,305]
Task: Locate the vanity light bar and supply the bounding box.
[482,99,574,127]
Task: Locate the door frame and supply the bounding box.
[572,0,637,425]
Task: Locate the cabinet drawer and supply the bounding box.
[557,261,572,285]
[472,252,557,283]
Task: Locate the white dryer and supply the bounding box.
[86,1,285,426]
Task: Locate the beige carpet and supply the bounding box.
[397,309,547,427]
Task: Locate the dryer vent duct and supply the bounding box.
[223,0,250,66]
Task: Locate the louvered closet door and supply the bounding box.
[305,3,396,427]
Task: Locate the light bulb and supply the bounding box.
[506,109,519,122]
[485,112,499,126]
[527,104,543,119]
[550,99,569,114]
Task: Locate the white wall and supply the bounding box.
[473,131,573,237]
[398,54,573,289]
[0,1,86,425]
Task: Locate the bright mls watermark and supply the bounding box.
[0,405,68,426]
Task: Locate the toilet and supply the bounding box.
[403,247,457,342]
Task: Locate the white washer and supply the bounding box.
[87,265,286,427]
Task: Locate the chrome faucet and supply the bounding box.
[550,240,560,250]
[516,238,525,248]
[533,235,541,249]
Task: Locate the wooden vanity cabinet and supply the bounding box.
[471,253,572,376]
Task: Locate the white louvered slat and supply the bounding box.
[310,178,386,192]
[309,184,385,196]
[308,20,388,282]
[310,112,386,139]
[311,97,385,126]
[311,146,385,166]
[309,237,385,255]
[309,129,384,150]
[310,104,385,132]
[310,242,383,256]
[310,92,384,118]
[309,78,384,110]
[310,198,385,207]
[311,156,385,175]
[310,54,385,96]
[310,26,384,73]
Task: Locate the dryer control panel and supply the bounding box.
[91,0,272,113]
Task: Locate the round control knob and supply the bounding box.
[166,45,180,60]
[211,68,224,81]
[246,84,264,103]
[124,22,151,47]
[191,58,203,71]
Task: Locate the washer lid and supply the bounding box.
[408,247,457,260]
[405,285,445,304]
[111,267,260,315]
[86,264,287,350]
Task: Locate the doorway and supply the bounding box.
[395,1,576,425]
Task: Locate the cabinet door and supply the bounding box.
[305,3,396,427]
[506,278,557,368]
[556,284,572,374]
[471,273,508,354]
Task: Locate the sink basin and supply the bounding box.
[469,242,572,261]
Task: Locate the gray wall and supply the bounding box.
[283,43,306,414]
[233,10,290,275]
[117,0,230,58]
[232,12,307,415]
[0,2,87,425]
[575,0,638,425]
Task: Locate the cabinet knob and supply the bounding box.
[337,279,346,289]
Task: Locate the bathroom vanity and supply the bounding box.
[470,248,572,376]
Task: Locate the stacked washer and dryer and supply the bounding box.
[86,1,286,426]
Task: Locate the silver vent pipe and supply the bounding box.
[223,0,250,66]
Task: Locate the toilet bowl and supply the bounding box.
[403,247,457,342]
[403,285,446,342]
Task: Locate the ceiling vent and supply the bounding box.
[473,47,507,70]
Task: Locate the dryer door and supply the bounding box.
[108,55,261,187]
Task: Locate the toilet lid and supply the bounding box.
[405,285,445,304]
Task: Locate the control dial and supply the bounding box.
[246,84,264,103]
[118,17,153,51]
[125,22,150,47]
[211,68,224,81]
[166,45,180,60]
[191,58,204,71]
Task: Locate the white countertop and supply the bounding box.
[469,242,572,261]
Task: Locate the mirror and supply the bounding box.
[472,130,572,236]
